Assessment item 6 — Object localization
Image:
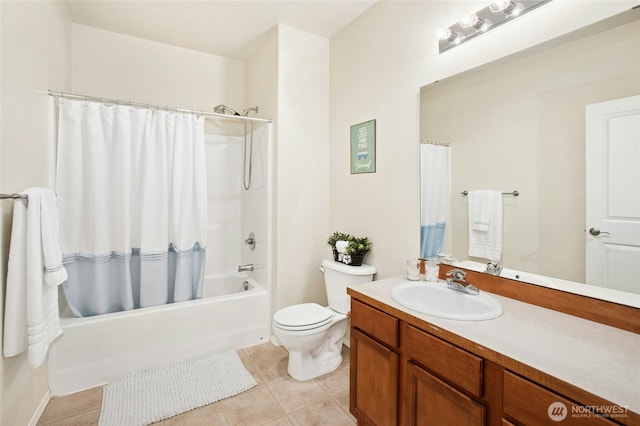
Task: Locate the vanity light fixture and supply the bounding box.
[437,0,552,54]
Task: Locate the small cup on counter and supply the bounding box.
[425,258,440,282]
[406,259,420,281]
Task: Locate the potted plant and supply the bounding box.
[344,236,372,266]
[327,231,351,261]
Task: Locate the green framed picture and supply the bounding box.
[350,119,376,174]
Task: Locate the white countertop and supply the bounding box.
[348,276,640,414]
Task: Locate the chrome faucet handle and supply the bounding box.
[485,261,502,276]
[445,268,467,280]
[445,268,479,295]
[244,232,256,251]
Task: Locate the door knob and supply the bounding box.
[588,227,610,236]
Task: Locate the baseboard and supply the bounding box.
[29,390,51,426]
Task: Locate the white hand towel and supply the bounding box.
[3,188,67,368]
[468,190,503,260]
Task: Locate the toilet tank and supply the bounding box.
[321,259,376,314]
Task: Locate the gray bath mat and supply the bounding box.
[98,350,257,425]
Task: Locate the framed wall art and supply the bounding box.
[350,119,376,174]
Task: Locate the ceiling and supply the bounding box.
[63,0,377,59]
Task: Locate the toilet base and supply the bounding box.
[287,338,344,381]
[280,318,348,381]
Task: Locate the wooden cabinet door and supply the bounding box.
[350,329,399,425]
[405,362,485,426]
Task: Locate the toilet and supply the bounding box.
[272,259,376,381]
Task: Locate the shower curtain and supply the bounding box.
[420,143,450,259]
[56,99,207,317]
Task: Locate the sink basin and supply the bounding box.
[390,281,503,320]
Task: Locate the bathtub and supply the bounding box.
[48,273,270,396]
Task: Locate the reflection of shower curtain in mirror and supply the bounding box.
[56,99,207,317]
[420,144,450,259]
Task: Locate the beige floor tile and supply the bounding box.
[37,387,102,425]
[262,417,293,426]
[220,387,286,425]
[153,402,229,426]
[268,378,330,413]
[287,400,356,426]
[251,353,289,386]
[332,388,352,416]
[42,409,100,426]
[37,342,357,426]
[314,360,350,395]
[242,342,287,363]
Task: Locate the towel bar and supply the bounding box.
[0,193,28,200]
[461,190,519,197]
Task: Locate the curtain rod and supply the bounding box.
[48,90,271,124]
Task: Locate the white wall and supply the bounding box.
[71,24,245,111]
[0,1,71,424]
[330,0,636,279]
[275,25,330,310]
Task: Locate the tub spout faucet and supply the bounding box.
[238,264,254,272]
[445,268,480,295]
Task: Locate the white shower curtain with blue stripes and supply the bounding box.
[56,99,207,317]
[420,143,450,259]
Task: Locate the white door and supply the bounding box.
[585,95,640,294]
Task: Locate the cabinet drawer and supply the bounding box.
[503,371,617,425]
[403,323,483,398]
[351,299,398,348]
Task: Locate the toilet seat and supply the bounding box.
[273,303,334,331]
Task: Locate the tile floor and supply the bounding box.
[37,343,356,426]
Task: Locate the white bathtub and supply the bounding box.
[49,273,270,395]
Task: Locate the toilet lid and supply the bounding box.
[273,303,333,330]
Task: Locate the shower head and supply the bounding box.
[213,104,240,116]
[242,106,259,117]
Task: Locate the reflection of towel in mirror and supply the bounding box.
[468,190,503,260]
[3,188,67,368]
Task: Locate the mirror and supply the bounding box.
[420,9,640,304]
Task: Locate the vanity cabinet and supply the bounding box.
[349,293,635,425]
[404,362,485,425]
[350,299,399,425]
[503,371,617,426]
[350,298,489,425]
[403,323,486,425]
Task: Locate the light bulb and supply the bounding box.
[490,0,512,13]
[460,14,479,29]
[436,28,452,41]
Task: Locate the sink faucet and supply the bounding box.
[445,269,480,295]
[238,264,254,272]
[485,261,502,276]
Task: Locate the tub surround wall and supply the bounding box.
[0,2,71,425]
[245,27,278,301]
